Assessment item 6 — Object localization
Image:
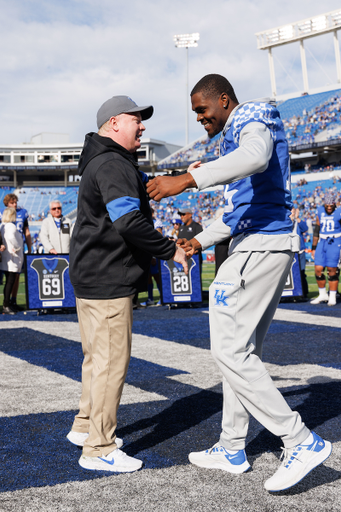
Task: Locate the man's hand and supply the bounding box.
[187,161,201,173]
[146,171,198,202]
[49,249,58,255]
[0,245,5,252]
[177,237,202,258]
[172,245,189,275]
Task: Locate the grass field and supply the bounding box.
[0,262,322,310]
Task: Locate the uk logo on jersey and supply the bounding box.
[214,289,229,307]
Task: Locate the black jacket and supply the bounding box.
[69,133,175,299]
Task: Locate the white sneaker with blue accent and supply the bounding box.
[188,443,250,474]
[67,430,123,449]
[79,448,142,472]
[264,431,332,492]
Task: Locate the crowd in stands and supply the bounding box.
[159,91,341,170]
[150,189,225,235]
[282,92,341,147]
[159,133,221,166]
[1,176,341,265]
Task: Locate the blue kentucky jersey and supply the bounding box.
[317,206,341,237]
[221,102,293,237]
[0,206,28,237]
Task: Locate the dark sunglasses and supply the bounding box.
[51,207,62,210]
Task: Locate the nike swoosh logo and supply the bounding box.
[99,457,115,465]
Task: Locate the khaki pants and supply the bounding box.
[72,296,133,457]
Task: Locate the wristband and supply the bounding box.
[312,244,317,250]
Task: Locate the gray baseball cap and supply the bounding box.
[97,95,154,128]
[178,208,192,214]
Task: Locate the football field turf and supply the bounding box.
[0,285,340,511]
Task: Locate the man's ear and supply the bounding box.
[108,116,119,132]
[220,93,229,109]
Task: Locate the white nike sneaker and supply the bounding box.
[67,430,123,449]
[264,432,332,492]
[310,293,329,304]
[79,448,142,472]
[188,443,250,474]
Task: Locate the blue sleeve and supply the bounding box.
[106,196,141,223]
[298,220,308,234]
[139,171,149,184]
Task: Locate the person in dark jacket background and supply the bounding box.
[68,95,187,473]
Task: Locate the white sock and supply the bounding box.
[329,290,337,298]
[226,449,239,454]
[318,287,327,296]
[301,432,314,445]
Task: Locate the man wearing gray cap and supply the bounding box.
[178,208,203,241]
[68,95,188,473]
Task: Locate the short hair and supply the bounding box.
[3,193,18,207]
[2,207,16,223]
[50,200,62,210]
[98,119,111,135]
[191,74,238,103]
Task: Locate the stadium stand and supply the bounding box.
[1,89,341,254]
[157,88,341,171]
[0,187,15,206]
[16,186,78,221]
[282,90,341,147]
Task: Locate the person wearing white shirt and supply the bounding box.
[0,208,24,315]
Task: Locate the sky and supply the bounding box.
[1,0,341,147]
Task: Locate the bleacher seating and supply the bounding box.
[0,187,15,206]
[279,89,341,147]
[17,187,78,220]
[277,89,341,119]
[158,89,341,170]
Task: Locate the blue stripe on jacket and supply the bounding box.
[106,196,141,222]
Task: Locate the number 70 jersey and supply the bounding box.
[317,206,341,236]
[30,257,69,300]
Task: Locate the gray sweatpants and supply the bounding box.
[209,249,310,451]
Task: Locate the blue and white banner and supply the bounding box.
[160,254,202,304]
[282,253,303,298]
[25,254,76,309]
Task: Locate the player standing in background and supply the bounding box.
[290,207,309,298]
[147,74,332,492]
[311,192,341,306]
[0,193,31,310]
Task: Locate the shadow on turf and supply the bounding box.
[121,381,341,457]
[1,381,340,493]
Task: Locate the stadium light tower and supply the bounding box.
[255,9,341,97]
[174,32,200,145]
